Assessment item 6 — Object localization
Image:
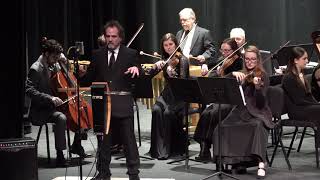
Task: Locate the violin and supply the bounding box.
[219,54,239,76]
[244,66,264,86]
[168,51,182,68]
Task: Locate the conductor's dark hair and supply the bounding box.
[103,20,125,41]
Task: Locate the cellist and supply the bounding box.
[25,38,69,167]
[26,38,91,167]
[193,38,243,161]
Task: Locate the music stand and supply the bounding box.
[197,77,245,180]
[114,74,154,160]
[166,77,204,169]
[276,43,317,66]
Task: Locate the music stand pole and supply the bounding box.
[166,78,202,169]
[74,49,83,180]
[115,76,154,161]
[196,77,243,180]
[201,103,239,180]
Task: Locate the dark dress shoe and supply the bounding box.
[56,156,68,167]
[231,164,247,174]
[91,173,110,180]
[70,144,92,158]
[129,174,140,180]
[195,141,211,161]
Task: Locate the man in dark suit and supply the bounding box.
[25,38,68,167]
[80,20,142,180]
[176,8,216,76]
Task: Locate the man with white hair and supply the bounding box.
[230,27,246,54]
[176,8,216,76]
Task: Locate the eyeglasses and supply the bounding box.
[245,57,257,62]
[219,49,232,53]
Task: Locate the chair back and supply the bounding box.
[267,86,285,119]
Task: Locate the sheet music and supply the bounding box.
[238,85,246,106]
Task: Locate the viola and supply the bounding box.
[50,60,93,132]
[168,51,182,68]
[244,66,264,85]
[219,54,239,76]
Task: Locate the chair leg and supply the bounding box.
[36,125,43,143]
[270,127,282,166]
[66,129,72,158]
[279,136,292,170]
[297,127,307,152]
[314,129,319,168]
[45,124,51,163]
[287,127,298,158]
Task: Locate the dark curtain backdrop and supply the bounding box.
[24,0,320,64]
[2,0,319,138]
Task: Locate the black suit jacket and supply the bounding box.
[80,45,143,118]
[282,72,319,119]
[25,58,56,125]
[176,25,216,67]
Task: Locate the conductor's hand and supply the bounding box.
[52,96,63,107]
[232,71,246,82]
[197,55,206,63]
[201,64,208,76]
[154,60,166,70]
[125,66,140,78]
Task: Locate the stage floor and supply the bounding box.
[26,102,320,180]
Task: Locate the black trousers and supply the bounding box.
[48,111,67,151]
[96,115,140,176]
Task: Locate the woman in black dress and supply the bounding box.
[149,33,190,160]
[311,64,320,101]
[214,45,274,178]
[194,38,243,161]
[282,46,320,148]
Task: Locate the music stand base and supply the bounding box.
[167,156,198,170]
[202,171,240,180]
[114,155,154,161]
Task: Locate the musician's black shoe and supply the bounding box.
[129,174,140,180]
[195,141,211,162]
[91,173,111,180]
[56,150,69,167]
[231,164,247,174]
[70,144,92,158]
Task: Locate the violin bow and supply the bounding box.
[126,23,144,47]
[162,23,198,66]
[207,42,248,75]
[262,40,291,65]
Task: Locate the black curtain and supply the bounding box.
[2,0,319,138]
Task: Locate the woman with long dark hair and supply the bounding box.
[149,33,190,160]
[282,46,320,148]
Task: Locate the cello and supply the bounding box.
[50,59,93,133]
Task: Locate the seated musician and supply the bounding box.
[230,27,246,54]
[148,33,190,160]
[193,38,243,161]
[213,45,274,178]
[311,63,320,101]
[282,47,320,146]
[25,38,88,167]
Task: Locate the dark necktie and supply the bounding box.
[109,50,115,69]
[181,30,190,49]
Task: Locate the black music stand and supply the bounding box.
[132,74,153,146]
[166,77,204,169]
[114,75,154,160]
[276,43,317,66]
[197,77,245,180]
